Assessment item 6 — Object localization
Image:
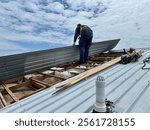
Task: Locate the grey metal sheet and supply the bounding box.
[0,39,119,81]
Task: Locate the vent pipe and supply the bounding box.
[93,76,106,113]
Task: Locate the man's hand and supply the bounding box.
[73,42,75,46]
[78,35,81,40]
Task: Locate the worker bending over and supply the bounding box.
[73,24,93,64]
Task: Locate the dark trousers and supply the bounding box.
[79,37,92,64]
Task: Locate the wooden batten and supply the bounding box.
[2,84,19,102]
[53,57,121,95]
[0,92,7,107]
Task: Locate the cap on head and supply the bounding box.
[77,24,81,27]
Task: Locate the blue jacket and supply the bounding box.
[74,25,93,42]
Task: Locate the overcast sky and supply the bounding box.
[0,0,150,56]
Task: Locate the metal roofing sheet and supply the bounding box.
[0,39,119,81]
[1,49,150,113]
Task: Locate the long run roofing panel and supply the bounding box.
[0,39,119,82]
[1,49,150,113]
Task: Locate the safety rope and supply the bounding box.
[142,57,150,70]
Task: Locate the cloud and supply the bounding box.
[0,39,31,56]
[44,2,65,13]
[0,0,150,56]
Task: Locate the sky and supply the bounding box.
[0,0,150,56]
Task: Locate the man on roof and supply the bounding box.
[73,24,93,64]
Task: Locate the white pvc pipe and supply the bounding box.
[94,76,106,112]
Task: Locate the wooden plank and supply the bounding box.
[32,81,47,89]
[0,92,7,106]
[19,88,45,100]
[49,80,62,86]
[0,101,4,108]
[92,56,114,58]
[91,57,113,61]
[52,57,121,95]
[1,83,19,102]
[0,87,4,92]
[4,76,23,84]
[7,80,31,89]
[32,78,50,87]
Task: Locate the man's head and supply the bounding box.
[77,24,81,27]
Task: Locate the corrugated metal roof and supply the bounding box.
[0,39,119,81]
[1,49,150,113]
